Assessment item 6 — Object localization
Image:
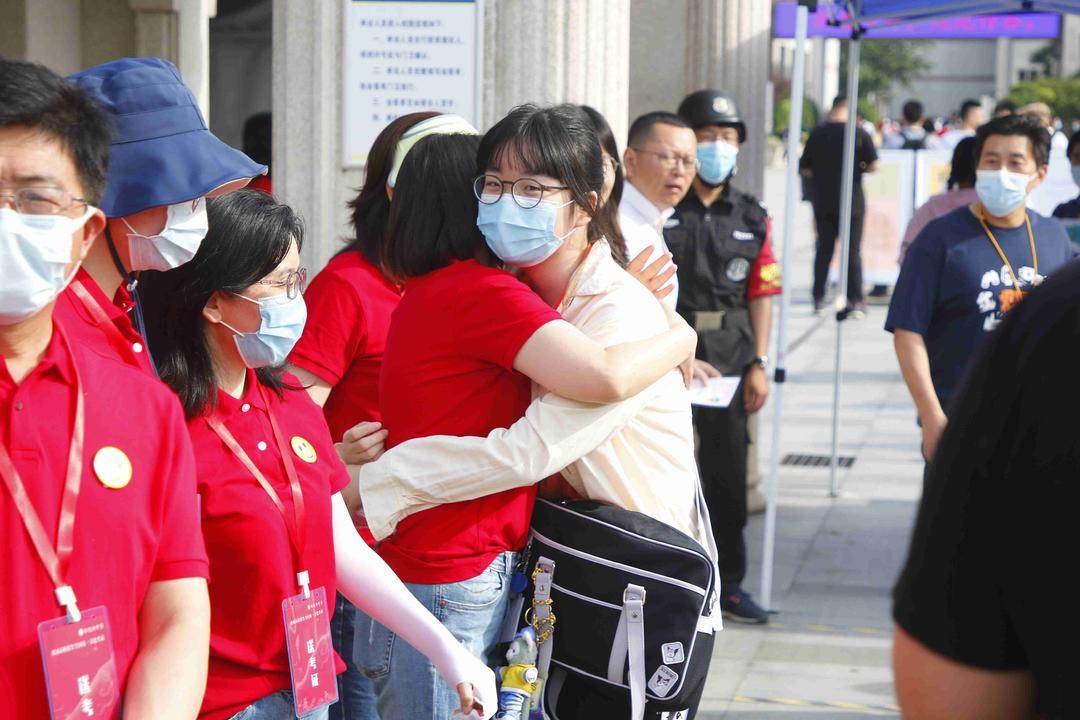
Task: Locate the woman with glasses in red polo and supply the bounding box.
[139,189,496,720]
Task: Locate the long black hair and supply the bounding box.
[342,111,440,267]
[477,104,616,255]
[579,105,628,267]
[140,189,304,419]
[381,133,490,281]
[947,136,977,190]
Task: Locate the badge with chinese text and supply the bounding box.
[38,606,120,720]
[282,586,338,716]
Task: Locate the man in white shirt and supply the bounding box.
[942,99,984,150]
[619,111,698,308]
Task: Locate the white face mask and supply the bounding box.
[0,207,94,325]
[124,197,208,271]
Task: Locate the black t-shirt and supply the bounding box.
[799,121,878,212]
[893,259,1080,718]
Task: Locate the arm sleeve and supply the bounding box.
[151,398,210,582]
[747,217,782,300]
[884,234,941,336]
[798,133,814,172]
[455,272,562,371]
[899,202,935,263]
[289,271,367,385]
[360,288,665,541]
[860,130,879,166]
[360,381,662,540]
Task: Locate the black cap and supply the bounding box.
[677,90,746,143]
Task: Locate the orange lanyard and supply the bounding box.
[0,326,86,621]
[976,211,1037,294]
[204,384,308,589]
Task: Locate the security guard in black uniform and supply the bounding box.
[666,90,782,624]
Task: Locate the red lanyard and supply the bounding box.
[0,327,86,622]
[68,279,143,368]
[205,384,309,591]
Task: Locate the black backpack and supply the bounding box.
[515,498,718,720]
[901,134,927,150]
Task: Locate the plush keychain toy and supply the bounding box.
[495,627,542,720]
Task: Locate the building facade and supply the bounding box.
[2,0,773,271]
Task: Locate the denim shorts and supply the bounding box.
[354,551,517,720]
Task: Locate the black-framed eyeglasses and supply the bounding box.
[629,148,700,172]
[0,187,88,216]
[254,268,308,300]
[473,175,569,209]
[607,156,622,174]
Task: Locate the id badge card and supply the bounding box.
[282,585,338,717]
[38,606,120,720]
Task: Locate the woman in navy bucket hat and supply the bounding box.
[53,57,265,375]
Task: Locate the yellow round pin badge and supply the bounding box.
[93,446,132,489]
[290,436,318,464]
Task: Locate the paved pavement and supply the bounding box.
[696,165,923,718]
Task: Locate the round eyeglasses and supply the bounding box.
[473,175,569,209]
[0,187,88,216]
[253,268,308,300]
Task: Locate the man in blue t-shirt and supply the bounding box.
[887,113,1075,460]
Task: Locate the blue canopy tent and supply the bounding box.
[761,0,1080,610]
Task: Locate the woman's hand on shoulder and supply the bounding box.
[626,248,676,301]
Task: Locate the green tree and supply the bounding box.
[839,39,932,113]
[1007,77,1080,122]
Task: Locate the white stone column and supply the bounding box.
[128,0,212,119]
[271,0,355,273]
[1061,15,1080,79]
[482,0,631,148]
[994,36,1013,100]
[684,0,772,199]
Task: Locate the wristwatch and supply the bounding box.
[746,355,769,372]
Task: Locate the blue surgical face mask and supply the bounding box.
[975,168,1032,217]
[696,141,739,185]
[221,291,307,368]
[476,194,576,268]
[1071,164,1080,189]
[0,207,94,325]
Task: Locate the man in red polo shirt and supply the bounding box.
[54,58,265,374]
[0,58,211,719]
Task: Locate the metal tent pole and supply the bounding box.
[829,31,861,498]
[761,0,810,611]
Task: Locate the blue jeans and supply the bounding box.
[228,689,331,720]
[329,593,379,720]
[354,552,516,720]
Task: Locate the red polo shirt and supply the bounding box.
[0,324,208,719]
[55,268,154,374]
[188,371,349,720]
[378,260,561,584]
[290,251,401,441]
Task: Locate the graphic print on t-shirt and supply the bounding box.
[974,263,1043,332]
